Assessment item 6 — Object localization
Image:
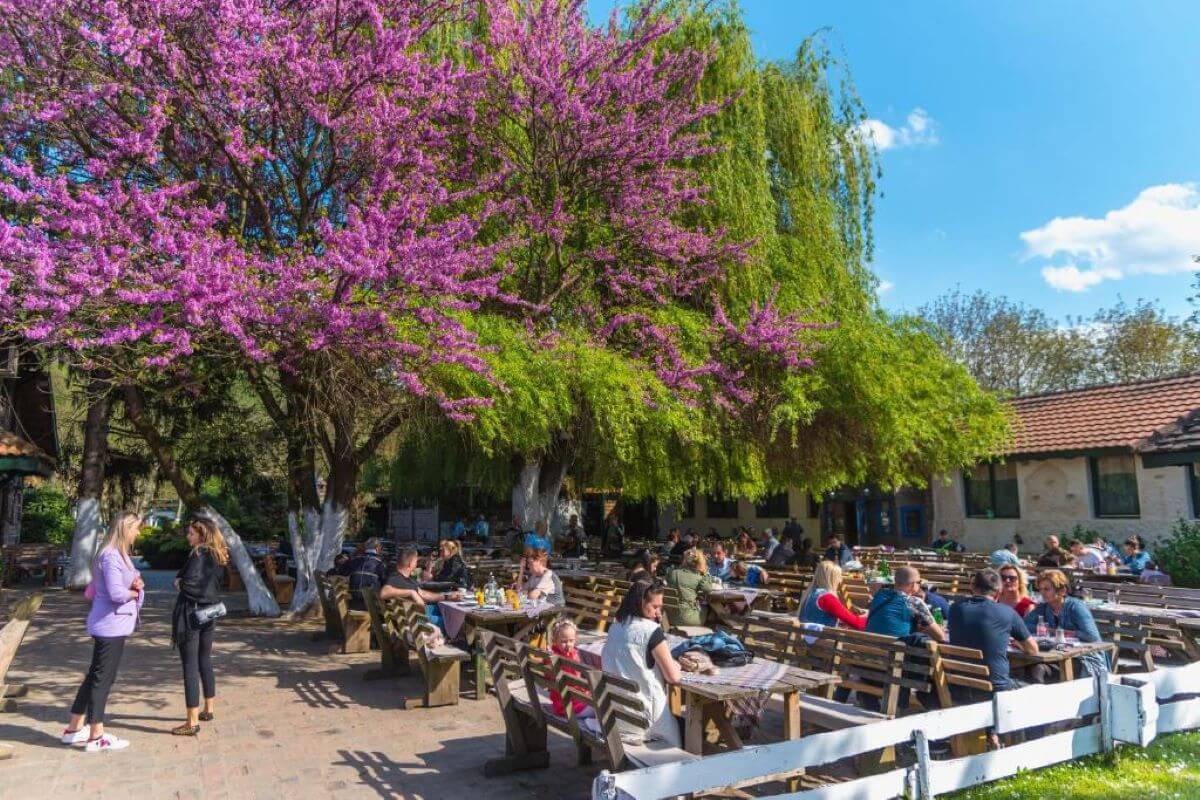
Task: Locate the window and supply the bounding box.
[963,462,1020,519]
[680,494,695,519]
[808,494,821,519]
[1190,465,1200,519]
[755,491,789,518]
[1090,454,1139,518]
[705,495,739,519]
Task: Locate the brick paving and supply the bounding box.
[1,579,598,799]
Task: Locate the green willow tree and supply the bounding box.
[391,1,1008,519]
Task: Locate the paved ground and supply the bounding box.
[1,576,599,799]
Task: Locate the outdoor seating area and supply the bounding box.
[259,540,1200,798]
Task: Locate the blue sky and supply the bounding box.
[589,1,1200,321]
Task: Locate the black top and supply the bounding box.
[172,547,221,647]
[341,552,389,602]
[948,596,1031,690]
[386,572,421,592]
[645,626,666,667]
[433,554,471,589]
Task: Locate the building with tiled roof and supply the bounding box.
[934,373,1200,554]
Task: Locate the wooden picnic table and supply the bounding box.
[577,636,839,755]
[1007,640,1116,682]
[437,600,562,698]
[1091,602,1200,661]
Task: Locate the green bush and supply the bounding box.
[1153,519,1200,589]
[20,482,74,545]
[136,524,191,570]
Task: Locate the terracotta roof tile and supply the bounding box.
[1005,373,1200,457]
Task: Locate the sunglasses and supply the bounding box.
[1000,574,1019,583]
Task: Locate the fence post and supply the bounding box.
[1098,673,1114,754]
[911,729,933,800]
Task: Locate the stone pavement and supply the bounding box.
[0,579,598,799]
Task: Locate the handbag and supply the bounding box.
[192,602,227,626]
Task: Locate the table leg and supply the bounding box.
[1061,657,1074,683]
[708,706,744,750]
[684,696,707,754]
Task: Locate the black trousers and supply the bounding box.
[70,636,127,725]
[180,623,216,708]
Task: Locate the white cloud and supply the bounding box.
[856,108,939,152]
[878,279,895,294]
[1022,183,1200,292]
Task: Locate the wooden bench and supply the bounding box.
[2,546,63,587]
[262,554,295,606]
[362,586,410,680]
[480,631,694,777]
[1093,609,1156,673]
[385,599,469,707]
[314,574,370,654]
[1,594,43,714]
[926,640,993,755]
[563,585,617,634]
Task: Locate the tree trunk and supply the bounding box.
[513,461,541,529]
[537,459,569,531]
[68,385,110,589]
[122,384,280,616]
[287,505,323,615]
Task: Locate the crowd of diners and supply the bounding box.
[317,517,1173,752]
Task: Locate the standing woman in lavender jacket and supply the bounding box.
[61,512,145,752]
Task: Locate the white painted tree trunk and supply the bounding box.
[200,507,280,617]
[537,461,569,531]
[316,500,349,573]
[287,506,323,615]
[513,461,541,529]
[67,498,103,589]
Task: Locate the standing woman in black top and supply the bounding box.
[171,517,228,735]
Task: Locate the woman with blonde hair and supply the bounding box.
[62,512,144,752]
[797,560,866,630]
[666,548,715,628]
[996,563,1036,617]
[170,517,229,735]
[427,538,470,589]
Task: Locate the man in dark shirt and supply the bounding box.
[338,537,388,610]
[931,529,965,553]
[949,569,1038,694]
[380,547,462,608]
[823,534,853,567]
[781,517,804,549]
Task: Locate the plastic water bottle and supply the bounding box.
[1055,627,1066,646]
[485,573,498,605]
[1036,620,1049,639]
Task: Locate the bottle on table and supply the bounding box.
[1036,620,1049,639]
[1055,627,1066,646]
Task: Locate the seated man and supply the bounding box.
[989,542,1021,569]
[1068,538,1106,571]
[949,569,1037,697]
[339,537,388,610]
[380,546,463,609]
[931,529,964,553]
[866,566,946,642]
[823,534,854,567]
[709,542,734,581]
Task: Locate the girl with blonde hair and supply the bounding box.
[170,517,229,735]
[797,560,866,630]
[666,548,715,628]
[62,512,144,752]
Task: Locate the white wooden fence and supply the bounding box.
[592,662,1200,800]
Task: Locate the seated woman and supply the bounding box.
[996,564,1036,617]
[519,548,563,605]
[797,560,866,630]
[729,560,768,587]
[665,548,715,629]
[734,530,758,559]
[425,539,471,589]
[600,580,682,746]
[1023,569,1108,683]
[628,549,660,583]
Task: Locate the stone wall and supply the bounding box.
[933,456,1194,554]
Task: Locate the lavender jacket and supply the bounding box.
[86,549,145,638]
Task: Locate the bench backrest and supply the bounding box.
[1092,609,1154,672]
[563,586,617,633]
[0,593,43,688]
[927,641,992,708]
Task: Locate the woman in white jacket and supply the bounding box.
[600,579,683,746]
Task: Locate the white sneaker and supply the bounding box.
[60,727,89,746]
[85,733,130,753]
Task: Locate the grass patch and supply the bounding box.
[948,731,1200,799]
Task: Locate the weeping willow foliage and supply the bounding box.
[389,0,1009,505]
